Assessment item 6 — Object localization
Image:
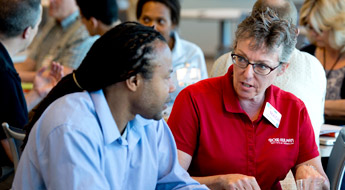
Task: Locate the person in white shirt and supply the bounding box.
[136,0,208,117]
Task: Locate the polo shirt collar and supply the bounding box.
[59,11,79,30]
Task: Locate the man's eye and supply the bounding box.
[158,19,165,25]
[143,18,150,23]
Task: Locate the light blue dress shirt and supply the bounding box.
[13,90,208,190]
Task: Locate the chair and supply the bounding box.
[1,122,25,172]
[326,128,345,190]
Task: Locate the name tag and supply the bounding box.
[263,102,281,128]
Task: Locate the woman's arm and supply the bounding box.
[178,150,261,190]
[324,99,345,116]
[293,156,330,190]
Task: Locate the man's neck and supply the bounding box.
[0,37,22,58]
[98,20,121,36]
[104,83,136,134]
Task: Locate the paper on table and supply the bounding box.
[320,124,343,135]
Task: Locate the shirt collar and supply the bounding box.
[171,31,183,61]
[0,42,15,72]
[90,90,119,145]
[59,11,79,29]
[90,90,154,146]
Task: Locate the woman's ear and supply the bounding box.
[277,63,289,76]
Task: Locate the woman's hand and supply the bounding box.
[216,173,261,190]
[295,164,329,190]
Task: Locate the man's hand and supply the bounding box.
[33,62,64,97]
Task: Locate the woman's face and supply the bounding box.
[138,1,176,45]
[306,21,330,48]
[233,38,286,103]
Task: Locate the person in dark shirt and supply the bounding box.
[0,0,62,178]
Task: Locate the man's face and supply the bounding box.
[80,12,95,36]
[49,0,77,21]
[137,40,175,120]
[138,2,176,45]
[233,38,285,103]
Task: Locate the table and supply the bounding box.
[181,8,250,57]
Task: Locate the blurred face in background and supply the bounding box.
[138,1,176,46]
[306,19,330,48]
[49,0,78,22]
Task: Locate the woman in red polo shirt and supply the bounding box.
[168,8,330,190]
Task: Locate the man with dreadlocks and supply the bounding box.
[12,22,208,190]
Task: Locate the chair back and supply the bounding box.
[326,128,345,190]
[1,122,25,171]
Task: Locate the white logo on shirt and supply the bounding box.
[268,138,294,145]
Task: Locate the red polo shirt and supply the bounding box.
[168,65,319,190]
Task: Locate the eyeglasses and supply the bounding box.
[231,53,281,76]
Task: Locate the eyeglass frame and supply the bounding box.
[231,53,282,76]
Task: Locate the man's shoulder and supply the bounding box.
[290,49,323,71]
[210,52,232,77]
[45,92,95,122]
[66,20,92,42]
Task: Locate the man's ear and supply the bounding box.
[90,17,99,29]
[277,62,289,76]
[22,27,31,39]
[126,74,141,92]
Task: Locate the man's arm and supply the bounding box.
[178,150,261,190]
[25,62,64,111]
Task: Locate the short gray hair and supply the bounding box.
[0,0,41,38]
[233,8,297,63]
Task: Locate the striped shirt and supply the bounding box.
[29,11,98,70]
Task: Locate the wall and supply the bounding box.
[178,0,304,58]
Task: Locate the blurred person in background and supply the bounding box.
[76,0,121,36]
[300,0,345,121]
[14,0,97,83]
[136,0,208,118]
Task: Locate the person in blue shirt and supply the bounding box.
[12,22,208,190]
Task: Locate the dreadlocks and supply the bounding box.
[23,22,166,148]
